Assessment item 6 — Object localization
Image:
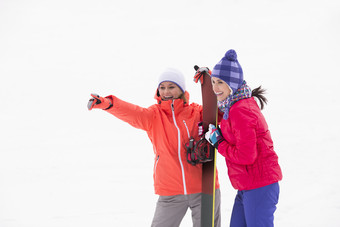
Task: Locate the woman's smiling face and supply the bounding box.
[158,81,183,101]
[211,77,232,101]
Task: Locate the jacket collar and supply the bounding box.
[154,90,190,113]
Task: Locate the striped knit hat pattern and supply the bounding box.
[211,49,244,94]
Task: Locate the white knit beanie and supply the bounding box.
[158,68,186,93]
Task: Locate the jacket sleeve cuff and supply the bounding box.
[214,138,225,149]
[215,139,228,157]
[104,95,115,110]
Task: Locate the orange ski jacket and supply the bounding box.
[105,91,219,196]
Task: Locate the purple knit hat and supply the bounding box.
[211,49,243,94]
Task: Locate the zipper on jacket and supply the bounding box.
[154,155,160,181]
[183,120,191,139]
[171,102,187,195]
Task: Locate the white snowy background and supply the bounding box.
[1,0,340,226]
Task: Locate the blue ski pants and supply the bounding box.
[230,182,280,227]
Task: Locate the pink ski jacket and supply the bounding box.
[218,97,282,190]
[105,91,219,196]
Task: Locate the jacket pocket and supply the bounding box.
[154,155,160,181]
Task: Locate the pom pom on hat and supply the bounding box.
[211,49,243,94]
[158,68,186,93]
[225,49,237,61]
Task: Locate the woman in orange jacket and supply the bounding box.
[88,68,221,227]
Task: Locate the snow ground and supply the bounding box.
[1,0,340,226]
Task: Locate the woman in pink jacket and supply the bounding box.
[88,68,221,227]
[205,49,282,227]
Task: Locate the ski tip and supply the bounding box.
[194,65,199,71]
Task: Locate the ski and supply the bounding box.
[194,65,218,227]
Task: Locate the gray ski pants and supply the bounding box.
[151,189,221,227]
